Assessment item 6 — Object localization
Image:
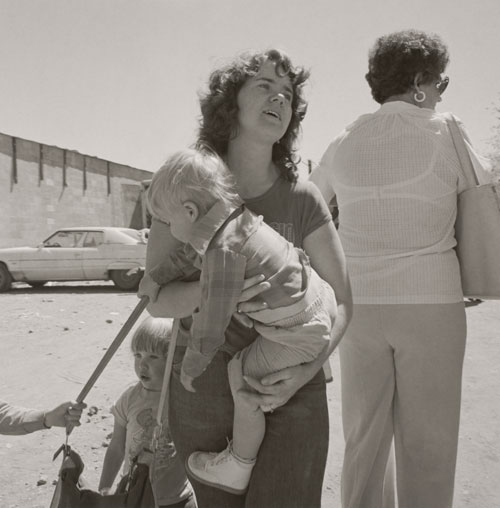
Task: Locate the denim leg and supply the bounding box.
[245,369,329,508]
[169,349,329,508]
[169,350,243,508]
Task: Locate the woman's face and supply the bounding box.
[236,60,294,144]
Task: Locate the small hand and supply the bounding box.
[44,401,87,429]
[180,370,196,392]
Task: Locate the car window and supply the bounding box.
[83,231,104,248]
[44,231,85,248]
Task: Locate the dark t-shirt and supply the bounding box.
[178,177,332,353]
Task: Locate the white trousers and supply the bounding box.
[340,303,466,508]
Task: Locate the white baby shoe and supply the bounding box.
[186,442,255,495]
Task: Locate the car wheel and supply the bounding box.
[0,264,13,292]
[28,281,47,288]
[110,269,143,291]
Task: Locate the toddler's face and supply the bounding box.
[133,350,166,391]
[162,202,196,243]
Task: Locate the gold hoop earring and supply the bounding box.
[414,91,426,103]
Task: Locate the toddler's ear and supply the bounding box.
[182,201,200,222]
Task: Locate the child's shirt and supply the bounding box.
[150,197,328,379]
[111,382,191,506]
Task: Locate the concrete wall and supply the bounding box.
[0,132,152,248]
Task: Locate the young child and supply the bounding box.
[146,148,338,495]
[98,317,195,508]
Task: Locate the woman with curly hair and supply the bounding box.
[310,30,490,508]
[140,48,352,508]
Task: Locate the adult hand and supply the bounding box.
[44,401,87,428]
[233,274,270,327]
[243,362,318,411]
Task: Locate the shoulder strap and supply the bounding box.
[151,318,180,453]
[445,113,480,187]
[156,318,179,426]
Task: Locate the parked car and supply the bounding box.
[0,227,148,292]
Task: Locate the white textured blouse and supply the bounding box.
[310,101,490,304]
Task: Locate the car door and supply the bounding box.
[80,231,108,279]
[22,230,86,280]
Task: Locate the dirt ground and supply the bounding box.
[0,282,498,508]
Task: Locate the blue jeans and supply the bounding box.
[169,348,329,508]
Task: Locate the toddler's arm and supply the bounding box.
[98,418,127,494]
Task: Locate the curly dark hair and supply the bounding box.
[366,29,449,104]
[196,49,310,182]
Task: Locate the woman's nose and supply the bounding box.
[270,93,285,105]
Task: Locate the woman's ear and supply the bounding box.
[413,72,424,90]
[182,201,200,223]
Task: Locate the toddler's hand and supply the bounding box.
[180,370,196,392]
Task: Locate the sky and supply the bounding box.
[1,0,499,174]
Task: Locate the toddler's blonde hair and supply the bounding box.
[131,317,172,357]
[148,148,240,221]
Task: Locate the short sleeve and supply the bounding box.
[111,386,133,428]
[295,181,332,240]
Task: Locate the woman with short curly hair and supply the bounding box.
[311,30,490,508]
[141,48,352,508]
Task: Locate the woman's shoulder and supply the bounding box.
[277,177,325,204]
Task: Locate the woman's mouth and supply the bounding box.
[264,110,281,120]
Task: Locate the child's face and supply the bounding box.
[164,203,197,243]
[133,350,166,391]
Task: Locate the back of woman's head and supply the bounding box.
[131,317,172,357]
[197,48,310,182]
[366,29,449,104]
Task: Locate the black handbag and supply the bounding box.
[50,445,155,508]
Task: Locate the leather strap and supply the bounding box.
[445,113,480,187]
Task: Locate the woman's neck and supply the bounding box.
[384,93,419,107]
[226,137,280,199]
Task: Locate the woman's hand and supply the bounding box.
[243,363,318,410]
[233,274,270,327]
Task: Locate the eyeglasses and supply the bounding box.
[435,75,449,95]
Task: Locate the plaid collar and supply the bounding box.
[188,197,244,255]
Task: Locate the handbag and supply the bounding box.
[50,298,181,508]
[447,115,500,299]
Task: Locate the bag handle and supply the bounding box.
[155,319,179,427]
[445,113,480,187]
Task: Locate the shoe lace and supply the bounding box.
[206,438,233,468]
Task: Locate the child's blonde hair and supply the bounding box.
[148,148,241,221]
[131,317,172,357]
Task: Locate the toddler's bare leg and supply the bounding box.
[228,355,265,461]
